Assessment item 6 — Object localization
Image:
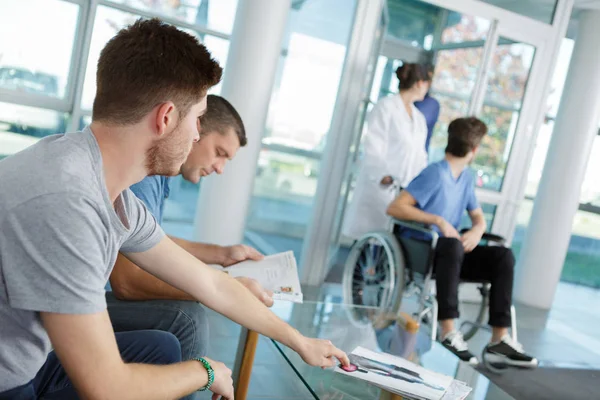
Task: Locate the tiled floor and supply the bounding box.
[200,281,600,399]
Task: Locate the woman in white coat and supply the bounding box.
[343,63,431,239]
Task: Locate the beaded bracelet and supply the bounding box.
[193,357,215,391]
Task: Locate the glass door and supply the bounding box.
[242,0,360,265]
[297,0,566,285]
[319,3,497,286]
[320,10,390,283]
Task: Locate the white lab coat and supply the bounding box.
[342,95,428,239]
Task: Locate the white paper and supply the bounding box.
[335,346,455,400]
[218,251,303,303]
[441,380,472,400]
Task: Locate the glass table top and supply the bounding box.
[268,300,514,400]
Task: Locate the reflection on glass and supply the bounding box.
[441,13,490,44]
[0,102,67,159]
[0,0,79,99]
[81,5,229,110]
[109,0,239,34]
[479,0,557,24]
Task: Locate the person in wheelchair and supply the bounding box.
[387,117,537,368]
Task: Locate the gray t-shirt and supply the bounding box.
[0,128,165,392]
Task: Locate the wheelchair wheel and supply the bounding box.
[481,344,509,374]
[342,231,405,323]
[461,284,490,341]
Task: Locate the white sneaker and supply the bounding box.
[441,331,479,366]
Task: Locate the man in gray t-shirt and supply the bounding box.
[0,18,348,400]
[0,129,165,392]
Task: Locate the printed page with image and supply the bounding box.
[219,251,303,303]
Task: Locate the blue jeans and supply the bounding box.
[0,330,181,399]
[105,292,209,360]
[105,292,209,400]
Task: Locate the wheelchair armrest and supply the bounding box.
[459,228,506,245]
[393,219,439,241]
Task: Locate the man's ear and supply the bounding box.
[155,102,176,138]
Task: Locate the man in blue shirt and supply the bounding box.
[414,65,440,152]
[387,117,537,368]
[105,95,272,393]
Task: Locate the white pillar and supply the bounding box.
[194,0,291,245]
[515,10,600,309]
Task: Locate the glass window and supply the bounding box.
[431,48,484,94]
[514,200,600,288]
[386,0,438,48]
[459,203,497,231]
[546,39,574,118]
[441,13,490,44]
[0,102,67,159]
[484,41,535,109]
[428,95,469,162]
[245,0,358,264]
[108,0,239,34]
[511,39,600,289]
[479,0,557,25]
[81,5,230,111]
[472,40,535,191]
[0,0,80,99]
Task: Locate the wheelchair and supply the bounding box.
[342,218,519,371]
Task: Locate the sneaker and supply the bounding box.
[441,331,478,365]
[484,335,539,368]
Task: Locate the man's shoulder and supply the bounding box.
[420,161,445,178]
[129,175,167,199]
[0,132,100,213]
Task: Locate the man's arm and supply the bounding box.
[387,191,459,238]
[387,191,441,226]
[110,253,274,306]
[41,311,233,400]
[170,236,263,266]
[110,253,194,301]
[124,237,349,368]
[169,236,226,265]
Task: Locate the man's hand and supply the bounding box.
[437,218,460,238]
[202,357,233,400]
[235,276,274,307]
[296,337,350,369]
[460,229,483,253]
[222,244,263,267]
[380,175,394,186]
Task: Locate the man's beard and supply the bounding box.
[145,125,192,176]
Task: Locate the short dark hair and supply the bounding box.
[201,95,247,146]
[93,18,222,125]
[445,117,488,157]
[395,63,432,91]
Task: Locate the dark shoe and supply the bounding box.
[441,330,478,366]
[484,335,538,368]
